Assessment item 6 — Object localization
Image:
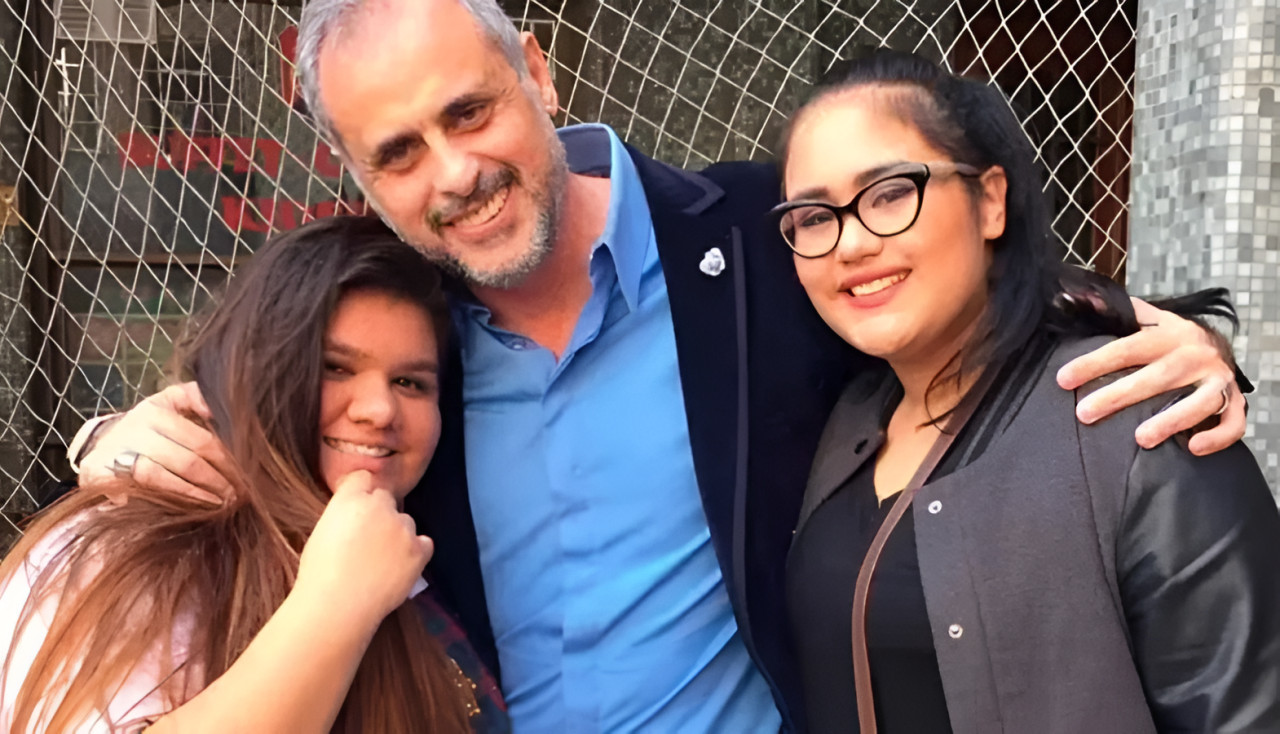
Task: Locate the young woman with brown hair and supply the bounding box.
[0,217,506,732]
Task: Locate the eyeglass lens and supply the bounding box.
[779,175,922,256]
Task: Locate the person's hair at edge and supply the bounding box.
[296,0,527,152]
[778,47,1236,420]
[0,216,465,733]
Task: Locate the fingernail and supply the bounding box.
[1056,366,1073,388]
[1077,401,1098,424]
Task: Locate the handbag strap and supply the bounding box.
[850,369,997,734]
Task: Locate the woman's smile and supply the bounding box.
[839,269,910,308]
[322,436,397,458]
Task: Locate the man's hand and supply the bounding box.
[1056,298,1244,456]
[77,382,237,504]
[296,471,433,626]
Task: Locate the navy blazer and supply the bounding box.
[406,147,863,730]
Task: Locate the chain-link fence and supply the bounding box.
[0,0,1138,550]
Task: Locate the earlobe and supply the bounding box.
[981,166,1008,240]
[520,32,559,116]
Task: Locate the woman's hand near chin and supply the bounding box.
[295,470,434,627]
[147,471,435,734]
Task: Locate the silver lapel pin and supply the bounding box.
[699,247,726,277]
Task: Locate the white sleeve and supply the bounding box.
[0,522,184,733]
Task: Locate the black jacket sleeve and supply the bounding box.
[1118,438,1280,733]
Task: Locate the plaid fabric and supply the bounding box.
[414,588,511,734]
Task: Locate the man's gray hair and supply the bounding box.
[296,0,528,149]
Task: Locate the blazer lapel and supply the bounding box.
[794,372,898,537]
[628,147,746,599]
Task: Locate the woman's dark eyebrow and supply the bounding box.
[324,341,439,374]
[787,161,914,202]
[398,357,440,374]
[323,342,365,361]
[787,185,832,202]
[852,160,912,187]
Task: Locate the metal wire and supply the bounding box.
[0,0,1137,548]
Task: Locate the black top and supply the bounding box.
[786,458,953,733]
[784,338,1044,733]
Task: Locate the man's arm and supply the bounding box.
[1057,298,1245,456]
[71,383,235,503]
[70,299,1249,501]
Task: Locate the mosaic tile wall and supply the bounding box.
[1129,0,1280,494]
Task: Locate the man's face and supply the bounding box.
[317,0,567,288]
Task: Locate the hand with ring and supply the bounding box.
[110,449,142,480]
[77,383,237,506]
[1214,385,1232,417]
[1057,297,1246,456]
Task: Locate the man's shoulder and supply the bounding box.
[695,158,778,183]
[623,146,780,209]
[694,159,780,202]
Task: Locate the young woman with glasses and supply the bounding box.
[777,50,1280,734]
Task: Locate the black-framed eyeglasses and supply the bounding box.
[769,162,985,258]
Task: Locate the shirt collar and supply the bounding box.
[573,123,649,312]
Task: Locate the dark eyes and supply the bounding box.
[798,209,836,228]
[375,139,423,172]
[453,102,490,131]
[325,366,436,396]
[866,180,916,208]
[367,97,494,174]
[394,376,436,394]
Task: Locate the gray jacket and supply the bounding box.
[794,335,1280,733]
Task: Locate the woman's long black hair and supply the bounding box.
[778,49,1235,400]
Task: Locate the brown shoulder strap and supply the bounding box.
[850,369,997,734]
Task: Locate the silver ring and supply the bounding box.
[1214,386,1231,416]
[111,449,141,479]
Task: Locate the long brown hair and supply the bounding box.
[1,216,468,732]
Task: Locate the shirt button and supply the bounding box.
[927,500,942,514]
[948,623,964,639]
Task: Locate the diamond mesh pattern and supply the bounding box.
[0,0,1137,549]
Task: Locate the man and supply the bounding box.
[72,0,1245,730]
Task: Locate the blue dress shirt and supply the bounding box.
[454,125,780,732]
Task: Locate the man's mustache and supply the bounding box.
[428,167,517,233]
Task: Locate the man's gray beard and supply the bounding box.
[425,201,558,289]
[387,150,567,290]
